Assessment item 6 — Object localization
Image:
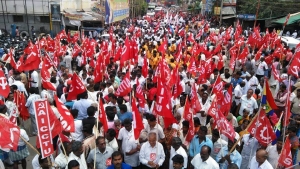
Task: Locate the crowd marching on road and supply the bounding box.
[0,8,300,169]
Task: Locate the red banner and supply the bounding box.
[34,99,54,158]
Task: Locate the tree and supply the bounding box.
[238,0,300,19]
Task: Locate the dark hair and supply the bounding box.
[199,126,208,134]
[106,128,116,138]
[212,129,220,137]
[202,145,212,154]
[68,160,80,169]
[228,163,239,169]
[182,120,189,128]
[119,104,127,112]
[70,109,79,118]
[29,87,36,94]
[123,118,132,125]
[38,155,47,165]
[288,125,297,133]
[87,106,96,116]
[194,117,200,125]
[95,136,105,145]
[148,114,156,122]
[106,111,115,121]
[111,151,123,160]
[172,154,184,164]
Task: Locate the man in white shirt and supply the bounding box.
[12,75,28,96]
[191,145,220,169]
[169,137,188,169]
[139,132,165,168]
[144,114,165,143]
[256,57,268,80]
[207,129,228,160]
[234,81,245,105]
[106,129,119,152]
[117,119,140,168]
[67,141,87,169]
[249,149,273,169]
[25,87,41,136]
[238,89,258,116]
[266,137,283,168]
[29,70,39,89]
[55,142,72,169]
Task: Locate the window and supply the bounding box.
[40,16,50,23]
[13,15,24,22]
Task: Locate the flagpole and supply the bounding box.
[282,76,291,143]
[59,135,68,160]
[20,136,40,155]
[94,95,100,169]
[229,107,262,154]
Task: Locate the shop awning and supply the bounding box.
[272,12,300,25]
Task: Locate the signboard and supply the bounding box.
[214,7,220,15]
[237,14,256,20]
[105,0,129,24]
[51,4,61,21]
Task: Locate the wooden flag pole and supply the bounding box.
[20,136,40,155]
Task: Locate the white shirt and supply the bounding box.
[206,136,228,160]
[249,156,273,169]
[239,95,258,116]
[191,155,220,169]
[106,138,119,152]
[144,123,165,141]
[13,81,28,96]
[30,70,39,88]
[32,154,55,169]
[18,129,29,146]
[54,153,68,169]
[256,61,268,75]
[71,119,83,142]
[234,84,243,105]
[40,89,51,99]
[249,76,259,91]
[169,146,188,169]
[139,141,166,168]
[117,127,134,153]
[67,152,87,169]
[266,144,280,169]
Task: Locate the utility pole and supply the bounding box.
[219,0,224,26]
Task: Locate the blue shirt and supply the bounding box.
[107,163,132,169]
[231,77,243,88]
[119,112,133,123]
[189,136,213,157]
[215,147,242,169]
[72,99,93,120]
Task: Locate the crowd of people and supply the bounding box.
[0,9,299,169]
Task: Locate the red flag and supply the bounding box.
[190,83,201,113]
[72,43,82,58]
[34,99,54,158]
[187,33,195,44]
[153,82,177,128]
[115,71,131,97]
[67,73,86,100]
[142,56,148,78]
[278,137,293,168]
[54,95,75,132]
[135,80,146,109]
[94,53,105,83]
[247,110,276,146]
[255,45,264,61]
[17,92,30,121]
[0,70,10,98]
[131,98,144,140]
[9,53,23,72]
[157,39,168,56]
[120,37,131,68]
[173,74,183,99]
[211,76,224,97]
[56,29,68,39]
[288,44,300,78]
[215,113,236,141]
[0,116,20,152]
[183,99,195,142]
[187,57,197,76]
[283,14,291,27]
[271,64,282,82]
[46,36,55,52]
[221,85,232,116]
[99,98,108,133]
[237,46,249,62]
[41,62,56,91]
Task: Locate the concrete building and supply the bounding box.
[0,0,62,37]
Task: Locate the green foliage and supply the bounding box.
[238,0,300,19]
